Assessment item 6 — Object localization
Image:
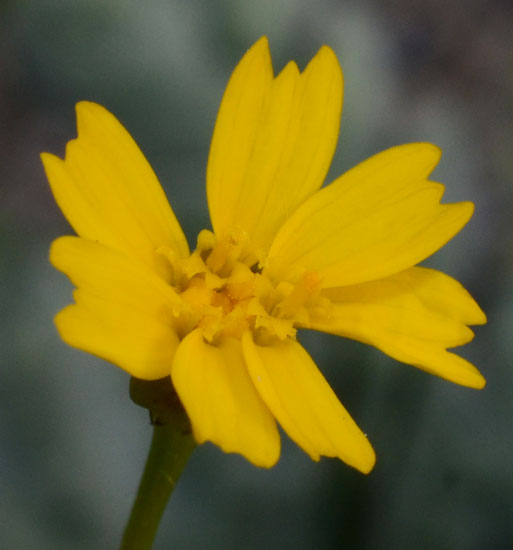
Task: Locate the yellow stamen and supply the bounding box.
[274,271,321,319]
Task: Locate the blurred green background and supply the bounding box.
[1,1,512,548]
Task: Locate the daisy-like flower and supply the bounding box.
[42,37,485,473]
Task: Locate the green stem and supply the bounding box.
[121,409,196,550]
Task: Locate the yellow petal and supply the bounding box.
[51,236,181,379]
[41,101,189,280]
[56,303,179,380]
[242,333,375,473]
[51,236,182,314]
[308,267,486,389]
[267,143,473,287]
[171,330,280,467]
[207,37,343,258]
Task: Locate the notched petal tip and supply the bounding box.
[253,35,269,49]
[474,374,486,390]
[357,444,376,475]
[445,200,474,232]
[473,306,487,326]
[195,438,280,469]
[277,59,300,80]
[75,100,106,120]
[40,151,64,176]
[457,363,486,390]
[53,307,81,355]
[75,101,118,140]
[40,151,56,164]
[75,101,98,130]
[385,142,442,177]
[246,35,271,66]
[304,43,343,100]
[410,141,442,168]
[339,426,376,474]
[49,235,80,271]
[423,141,442,160]
[312,44,342,74]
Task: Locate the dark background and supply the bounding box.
[1,1,512,548]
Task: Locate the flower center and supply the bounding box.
[159,229,330,345]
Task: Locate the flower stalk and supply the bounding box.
[121,378,196,550]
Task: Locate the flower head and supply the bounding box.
[42,37,485,473]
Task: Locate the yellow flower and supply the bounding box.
[41,37,486,473]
